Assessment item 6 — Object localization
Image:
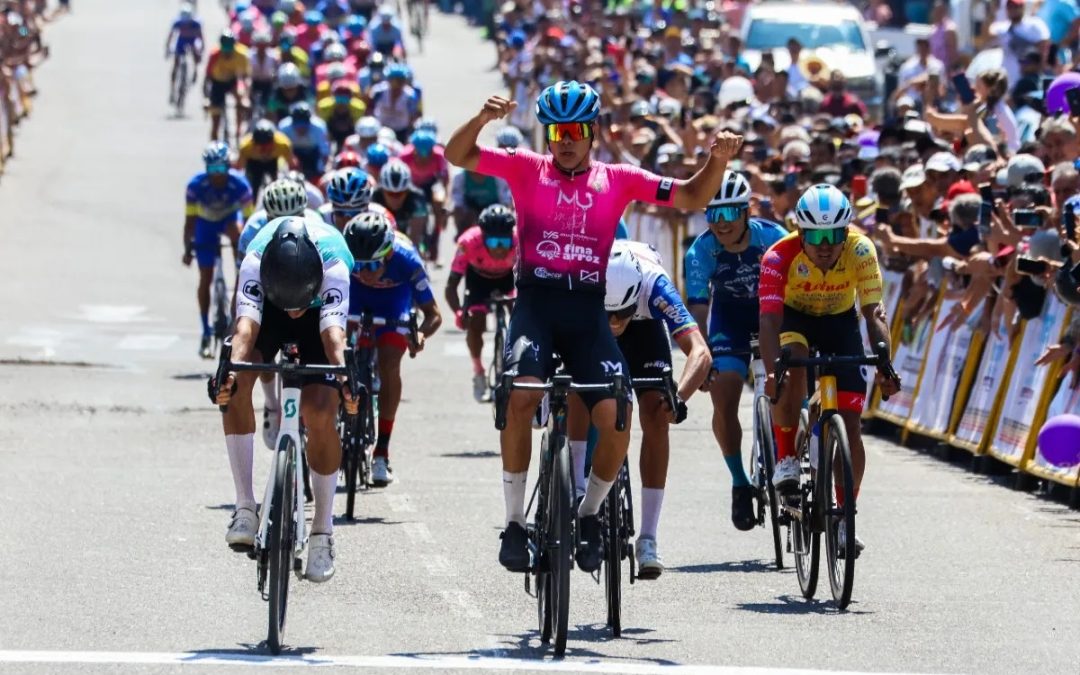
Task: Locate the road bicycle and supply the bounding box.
[771,342,898,609]
[213,338,360,654]
[171,53,189,116]
[339,311,417,520]
[484,292,514,402]
[592,366,679,637]
[407,0,427,52]
[209,244,232,357]
[494,369,629,657]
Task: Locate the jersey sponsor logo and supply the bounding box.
[284,399,298,418]
[652,295,689,324]
[415,278,430,292]
[793,280,852,293]
[536,240,561,260]
[855,241,872,257]
[556,189,595,211]
[534,267,563,280]
[796,262,810,278]
[321,288,344,308]
[643,360,670,369]
[542,231,560,240]
[600,360,623,375]
[562,243,599,264]
[243,280,264,302]
[656,177,674,202]
[580,269,600,283]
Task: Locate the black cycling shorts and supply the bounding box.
[464,268,514,311]
[208,78,237,109]
[616,319,672,390]
[253,303,338,388]
[245,159,278,192]
[779,306,866,395]
[504,286,628,410]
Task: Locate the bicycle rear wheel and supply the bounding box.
[267,438,296,654]
[792,410,819,599]
[547,435,573,656]
[822,414,856,609]
[176,60,188,114]
[488,314,505,392]
[342,410,359,520]
[602,471,622,636]
[753,395,784,570]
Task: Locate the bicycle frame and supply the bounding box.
[256,380,306,559]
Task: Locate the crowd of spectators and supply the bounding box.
[0,0,59,179]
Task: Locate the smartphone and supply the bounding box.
[784,171,798,191]
[875,207,890,225]
[1016,257,1050,275]
[980,201,994,228]
[952,72,976,105]
[979,182,993,203]
[1012,209,1043,228]
[930,207,947,222]
[1067,87,1080,117]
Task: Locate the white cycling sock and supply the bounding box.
[502,471,527,526]
[226,433,256,510]
[261,377,280,411]
[569,441,588,498]
[311,470,337,535]
[579,474,614,518]
[639,487,664,540]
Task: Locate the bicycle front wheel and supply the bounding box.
[602,471,622,636]
[342,412,359,520]
[547,435,573,656]
[822,414,856,609]
[793,409,819,599]
[754,395,783,570]
[267,438,296,654]
[489,315,505,392]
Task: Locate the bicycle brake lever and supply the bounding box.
[613,373,627,432]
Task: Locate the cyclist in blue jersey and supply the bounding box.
[165,3,203,99]
[569,240,710,579]
[280,102,331,180]
[368,5,405,58]
[183,142,255,357]
[342,212,442,487]
[684,171,787,531]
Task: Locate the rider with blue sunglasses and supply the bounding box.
[685,170,787,532]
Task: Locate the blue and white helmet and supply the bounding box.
[496,126,524,148]
[794,184,853,230]
[708,170,751,207]
[202,141,230,165]
[535,80,601,125]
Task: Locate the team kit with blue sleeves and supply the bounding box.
[348,236,434,348]
[684,217,787,376]
[185,169,254,267]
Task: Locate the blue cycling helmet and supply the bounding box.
[496,126,524,148]
[365,143,390,169]
[304,9,323,25]
[386,63,409,80]
[415,117,438,134]
[409,129,437,155]
[345,14,366,34]
[795,184,853,229]
[535,80,601,125]
[327,167,374,210]
[202,141,230,165]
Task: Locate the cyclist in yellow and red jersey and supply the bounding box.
[203,30,250,143]
[758,183,900,555]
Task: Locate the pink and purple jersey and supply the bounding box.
[474,147,676,293]
[400,145,449,188]
[451,225,517,279]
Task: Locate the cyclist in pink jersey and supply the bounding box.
[446,81,743,573]
[400,129,450,262]
[445,205,518,402]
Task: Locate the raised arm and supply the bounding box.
[671,132,743,210]
[445,95,517,171]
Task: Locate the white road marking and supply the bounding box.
[402,522,435,544]
[422,554,454,577]
[0,650,953,674]
[116,334,179,350]
[438,589,484,619]
[385,494,416,513]
[6,327,62,358]
[73,305,152,323]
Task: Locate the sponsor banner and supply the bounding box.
[907,296,973,438]
[951,325,1012,451]
[988,295,1069,466]
[626,209,678,281]
[875,310,933,424]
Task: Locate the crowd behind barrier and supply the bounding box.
[477,0,1080,497]
[0,1,59,177]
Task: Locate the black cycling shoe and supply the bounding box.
[575,514,603,573]
[731,485,757,532]
[498,522,530,572]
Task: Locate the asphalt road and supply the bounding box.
[0,4,1078,675]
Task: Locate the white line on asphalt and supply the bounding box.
[116,334,179,350]
[438,589,484,619]
[402,522,435,544]
[73,305,153,323]
[385,494,416,512]
[0,650,954,674]
[423,554,454,577]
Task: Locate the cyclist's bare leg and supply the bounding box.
[587,398,632,482]
[709,371,744,461]
[500,384,543,473]
[637,390,669,490]
[197,265,213,329]
[376,344,405,420]
[209,109,223,141]
[300,384,343,533]
[466,311,484,365]
[222,368,260,435]
[839,409,865,497]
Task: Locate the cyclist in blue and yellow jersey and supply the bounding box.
[183,141,254,358]
[165,3,203,101]
[684,170,787,532]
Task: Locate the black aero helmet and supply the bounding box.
[260,217,324,311]
[343,211,395,261]
[252,118,276,144]
[478,204,516,236]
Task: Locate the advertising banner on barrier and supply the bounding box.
[907,295,974,438]
[875,310,934,424]
[1026,376,1080,485]
[951,322,1014,453]
[864,269,908,415]
[987,296,1069,467]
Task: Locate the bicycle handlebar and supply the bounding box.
[628,367,686,424]
[347,310,420,350]
[772,341,900,405]
[493,370,631,433]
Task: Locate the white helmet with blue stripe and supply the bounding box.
[794,183,853,230]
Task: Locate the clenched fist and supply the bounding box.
[709,131,744,163]
[479,95,518,125]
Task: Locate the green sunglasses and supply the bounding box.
[801,227,848,246]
